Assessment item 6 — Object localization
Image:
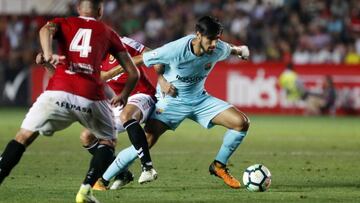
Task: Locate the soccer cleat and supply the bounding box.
[110,170,134,190]
[92,178,109,191]
[138,168,158,184]
[209,161,241,189]
[75,184,100,203]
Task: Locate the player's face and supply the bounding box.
[200,35,219,54]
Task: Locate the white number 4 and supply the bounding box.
[70,28,92,58]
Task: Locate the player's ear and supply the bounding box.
[96,5,103,19]
[196,31,202,40]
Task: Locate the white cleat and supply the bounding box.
[75,184,100,203]
[110,170,134,190]
[138,168,158,184]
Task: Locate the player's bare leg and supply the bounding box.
[0,129,39,184]
[209,107,250,189]
[80,129,100,155]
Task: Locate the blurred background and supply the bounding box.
[0,0,359,115]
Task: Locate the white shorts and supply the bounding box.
[21,91,116,140]
[113,93,155,133]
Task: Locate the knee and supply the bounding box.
[232,114,250,132]
[98,139,117,149]
[119,110,133,124]
[80,129,98,146]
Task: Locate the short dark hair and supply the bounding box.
[195,16,223,38]
[78,0,103,7]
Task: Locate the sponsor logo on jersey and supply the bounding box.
[68,62,94,74]
[176,75,206,83]
[55,101,92,114]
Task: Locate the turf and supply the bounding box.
[0,107,359,203]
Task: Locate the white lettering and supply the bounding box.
[227,69,278,108]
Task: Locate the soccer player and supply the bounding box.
[101,15,251,189]
[0,0,139,202]
[80,37,158,190]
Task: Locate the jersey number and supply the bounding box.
[69,29,92,58]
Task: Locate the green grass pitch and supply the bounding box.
[0,108,359,203]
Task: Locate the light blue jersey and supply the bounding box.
[143,35,232,130]
[143,34,231,97]
[102,36,247,180]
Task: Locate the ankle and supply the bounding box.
[214,160,226,168]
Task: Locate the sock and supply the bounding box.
[215,130,247,165]
[82,139,99,155]
[0,140,26,184]
[103,146,137,181]
[82,144,114,186]
[123,119,153,171]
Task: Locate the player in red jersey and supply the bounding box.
[80,37,159,190]
[0,1,140,203]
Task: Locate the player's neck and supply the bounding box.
[191,38,204,57]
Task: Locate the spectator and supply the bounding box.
[344,44,360,64]
[0,0,360,66]
[305,75,336,115]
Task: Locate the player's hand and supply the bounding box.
[237,45,250,60]
[110,92,128,107]
[37,53,66,68]
[36,53,56,72]
[48,54,66,66]
[159,78,177,98]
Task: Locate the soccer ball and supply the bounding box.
[242,164,271,192]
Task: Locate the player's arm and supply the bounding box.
[39,22,65,74]
[111,51,139,106]
[154,64,177,97]
[100,65,125,81]
[100,47,151,81]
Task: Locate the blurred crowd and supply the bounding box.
[1,0,360,78]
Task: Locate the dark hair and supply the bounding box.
[195,16,223,38]
[78,0,103,7]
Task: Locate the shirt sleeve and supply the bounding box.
[142,42,178,68]
[121,36,145,54]
[216,40,232,61]
[47,17,64,39]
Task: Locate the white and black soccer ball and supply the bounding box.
[243,164,271,192]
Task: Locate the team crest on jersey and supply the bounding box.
[204,63,212,70]
[155,108,164,114]
[109,55,116,64]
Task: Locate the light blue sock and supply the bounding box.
[102,145,138,181]
[215,130,247,165]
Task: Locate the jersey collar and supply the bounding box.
[78,16,96,21]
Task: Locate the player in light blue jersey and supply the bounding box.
[100,16,250,189]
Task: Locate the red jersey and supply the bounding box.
[101,37,156,99]
[46,16,127,100]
